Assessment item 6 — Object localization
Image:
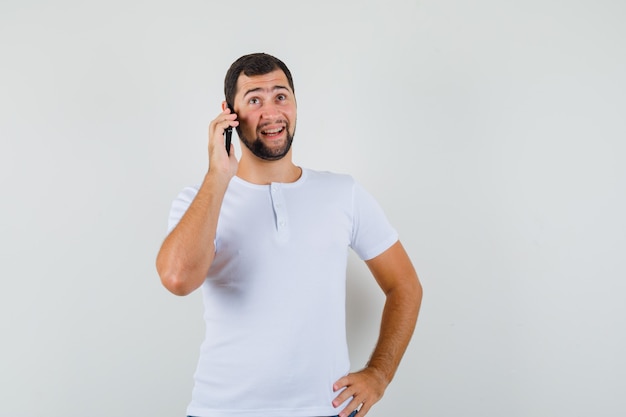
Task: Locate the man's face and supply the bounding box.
[233,69,297,161]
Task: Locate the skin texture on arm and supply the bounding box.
[157,69,299,295]
[155,106,238,296]
[333,240,422,417]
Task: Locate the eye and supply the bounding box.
[276,94,286,101]
[249,97,260,105]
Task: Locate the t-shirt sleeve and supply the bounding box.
[167,186,199,234]
[350,181,399,261]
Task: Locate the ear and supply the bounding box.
[221,101,228,111]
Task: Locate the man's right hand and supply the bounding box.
[207,105,239,180]
[156,105,240,296]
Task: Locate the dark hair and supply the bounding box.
[224,53,295,109]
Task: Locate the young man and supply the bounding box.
[156,53,422,417]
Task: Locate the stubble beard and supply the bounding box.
[237,123,296,161]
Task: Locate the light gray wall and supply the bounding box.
[1,0,625,416]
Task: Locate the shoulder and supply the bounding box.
[302,168,356,189]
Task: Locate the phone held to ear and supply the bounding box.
[224,104,235,156]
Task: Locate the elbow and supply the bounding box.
[410,274,423,321]
[386,272,422,315]
[409,270,423,302]
[413,273,423,299]
[160,271,196,296]
[398,272,422,314]
[156,256,199,297]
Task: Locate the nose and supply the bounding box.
[260,102,281,119]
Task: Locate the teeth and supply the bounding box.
[262,127,283,134]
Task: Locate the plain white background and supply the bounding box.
[1,0,625,416]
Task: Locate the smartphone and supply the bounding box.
[224,104,235,155]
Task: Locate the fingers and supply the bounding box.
[207,107,239,177]
[209,108,239,147]
[332,370,386,417]
[208,109,238,158]
[333,387,364,417]
[341,400,366,417]
[332,375,362,417]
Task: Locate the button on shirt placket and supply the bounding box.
[270,183,289,242]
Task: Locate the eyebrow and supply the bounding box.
[243,85,290,98]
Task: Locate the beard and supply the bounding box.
[237,122,295,161]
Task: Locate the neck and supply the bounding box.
[236,151,302,184]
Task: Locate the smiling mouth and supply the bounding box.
[260,126,285,138]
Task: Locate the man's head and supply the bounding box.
[224,53,295,110]
[224,53,297,161]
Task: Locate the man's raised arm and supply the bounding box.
[156,107,238,296]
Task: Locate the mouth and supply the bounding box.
[259,125,286,139]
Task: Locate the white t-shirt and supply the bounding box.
[167,168,398,417]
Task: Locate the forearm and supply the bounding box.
[156,172,230,296]
[332,259,422,417]
[367,272,422,383]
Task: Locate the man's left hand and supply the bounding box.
[332,367,388,417]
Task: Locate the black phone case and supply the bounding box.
[225,104,234,155]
